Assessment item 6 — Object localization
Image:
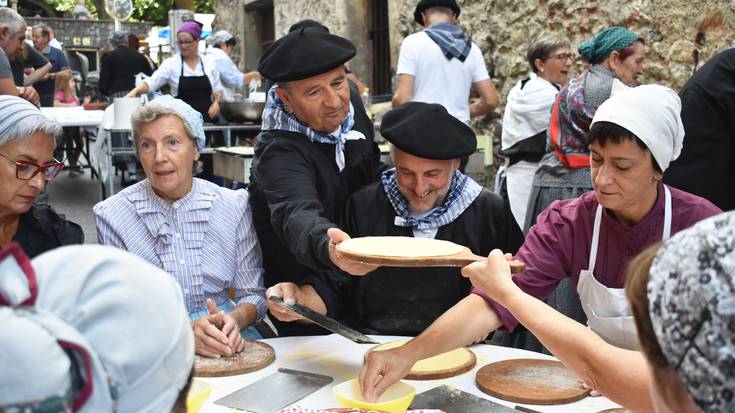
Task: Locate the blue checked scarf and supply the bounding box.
[424,23,471,62]
[261,84,365,171]
[381,168,483,230]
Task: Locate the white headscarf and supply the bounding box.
[0,244,194,412]
[591,84,684,172]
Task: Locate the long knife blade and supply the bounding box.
[268,296,379,344]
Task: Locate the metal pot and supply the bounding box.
[220,100,265,123]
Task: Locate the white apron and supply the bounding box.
[576,185,672,349]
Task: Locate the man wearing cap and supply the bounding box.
[248,27,382,336]
[266,102,523,336]
[99,31,153,99]
[206,30,261,101]
[393,0,498,125]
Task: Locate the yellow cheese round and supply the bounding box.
[338,236,463,258]
[372,340,474,372]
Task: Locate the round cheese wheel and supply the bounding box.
[338,236,464,258]
[370,340,476,380]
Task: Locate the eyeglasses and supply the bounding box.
[177,39,196,46]
[550,52,574,61]
[0,152,64,181]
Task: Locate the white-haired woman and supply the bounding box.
[94,95,266,358]
[0,95,82,258]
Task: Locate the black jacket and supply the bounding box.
[99,46,153,97]
[13,205,84,259]
[305,184,524,336]
[665,49,735,211]
[248,85,381,336]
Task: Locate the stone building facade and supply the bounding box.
[214,0,734,179]
[25,17,153,71]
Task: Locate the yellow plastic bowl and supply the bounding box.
[186,379,212,413]
[332,379,415,413]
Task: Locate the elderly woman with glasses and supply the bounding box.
[0,95,83,258]
[127,20,223,123]
[94,96,265,358]
[499,31,572,229]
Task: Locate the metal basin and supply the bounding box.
[220,100,265,122]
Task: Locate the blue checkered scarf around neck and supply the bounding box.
[424,22,471,62]
[261,84,365,171]
[381,168,483,230]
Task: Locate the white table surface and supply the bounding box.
[198,334,621,412]
[40,107,105,127]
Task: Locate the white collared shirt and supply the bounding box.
[144,53,223,97]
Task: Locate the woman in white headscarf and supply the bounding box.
[359,85,723,406]
[0,243,194,412]
[94,95,266,358]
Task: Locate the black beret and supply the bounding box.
[258,27,355,82]
[414,0,461,26]
[288,19,329,33]
[381,102,476,160]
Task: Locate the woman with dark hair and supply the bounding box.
[127,32,156,72]
[358,85,722,405]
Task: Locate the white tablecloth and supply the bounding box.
[198,334,621,412]
[40,107,105,127]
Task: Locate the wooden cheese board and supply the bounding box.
[475,359,590,405]
[193,339,275,377]
[336,236,525,273]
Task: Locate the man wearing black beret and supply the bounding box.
[394,0,498,128]
[249,27,382,336]
[267,102,524,336]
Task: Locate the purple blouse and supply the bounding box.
[473,183,722,332]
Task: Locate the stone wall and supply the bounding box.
[214,0,735,181]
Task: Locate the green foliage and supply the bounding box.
[30,0,214,25]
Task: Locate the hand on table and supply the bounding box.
[265,283,306,322]
[192,298,244,358]
[358,345,417,403]
[461,249,520,305]
[327,227,378,276]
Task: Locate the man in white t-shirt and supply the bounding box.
[394,0,498,124]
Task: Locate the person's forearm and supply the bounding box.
[231,302,258,329]
[128,82,150,97]
[24,64,51,86]
[469,99,496,118]
[408,294,502,361]
[500,290,654,412]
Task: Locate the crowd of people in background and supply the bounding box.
[1,0,734,412]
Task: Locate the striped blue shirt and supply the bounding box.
[94,178,266,320]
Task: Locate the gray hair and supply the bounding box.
[130,105,203,174]
[0,115,60,149]
[0,7,25,35]
[527,32,571,73]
